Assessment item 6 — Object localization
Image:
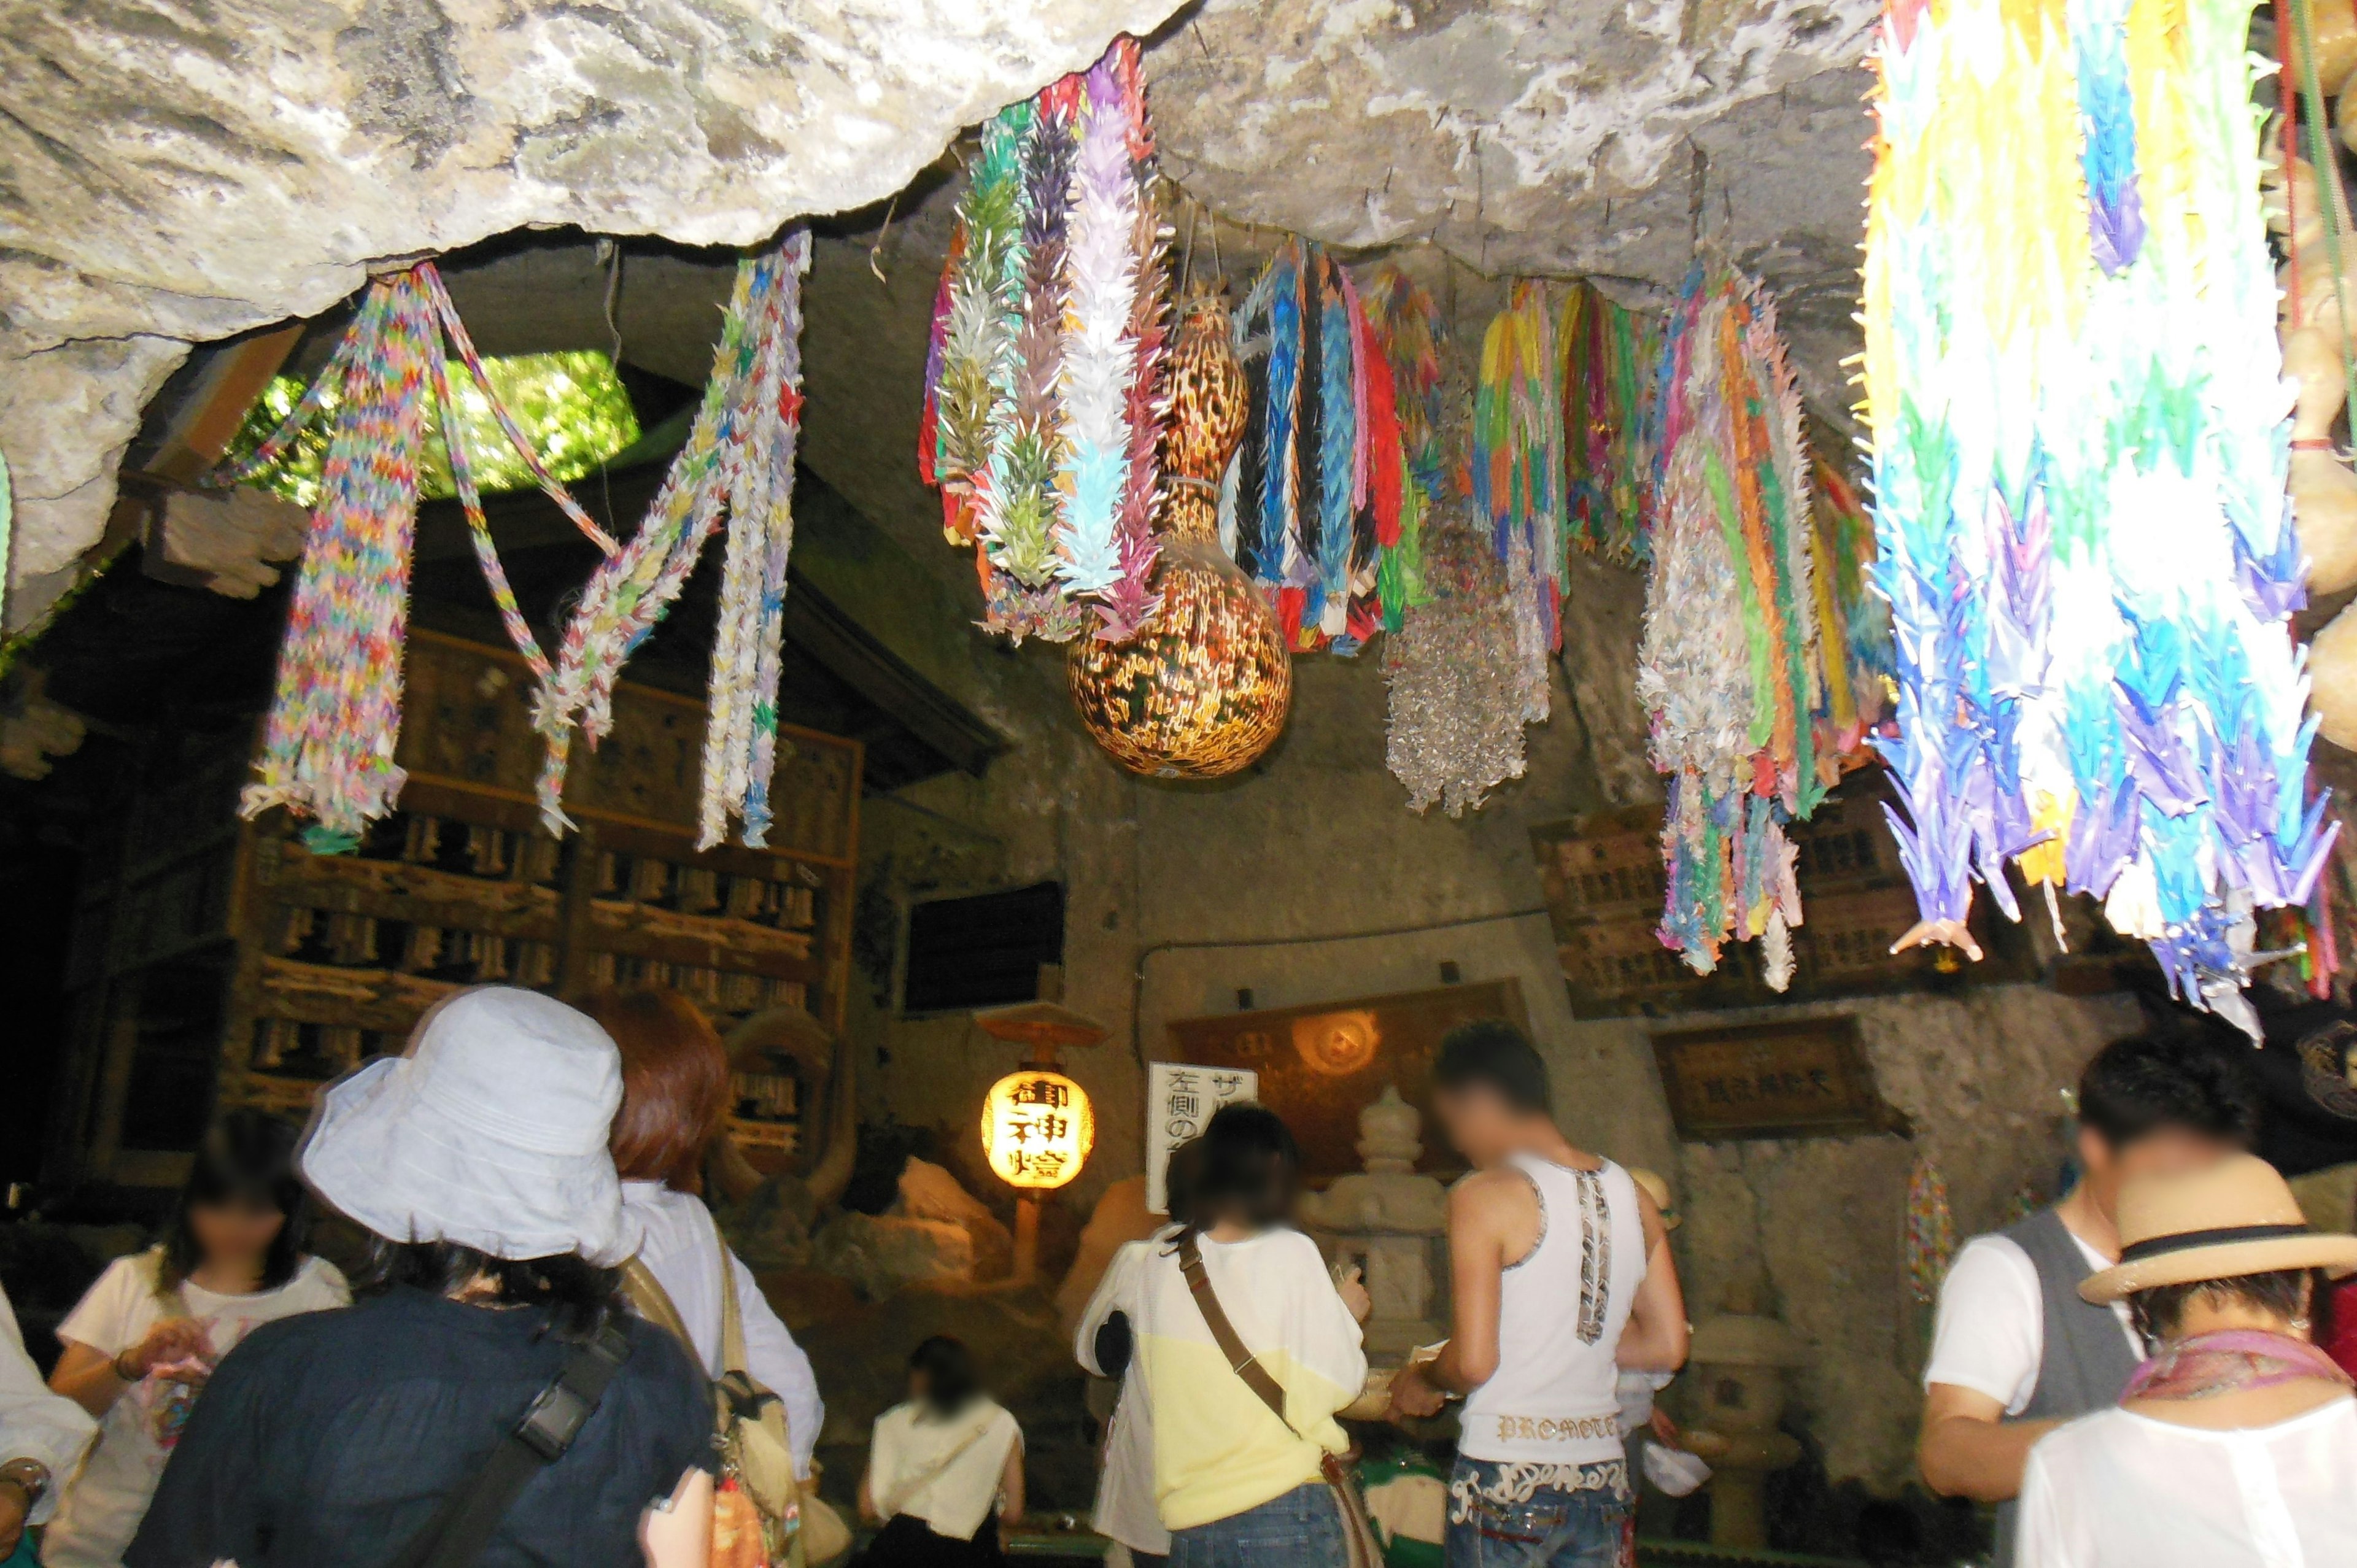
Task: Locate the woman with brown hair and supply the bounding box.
[588,989,825,1482]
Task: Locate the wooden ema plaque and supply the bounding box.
[1528,768,2038,1016]
[1651,1015,1907,1142]
[222,630,861,1129]
[1163,979,1528,1182]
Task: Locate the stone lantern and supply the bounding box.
[1298,1086,1449,1358]
[1681,1276,1810,1550]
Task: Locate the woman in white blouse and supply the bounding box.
[2018,1154,2357,1568]
[590,989,826,1480]
[857,1337,1023,1567]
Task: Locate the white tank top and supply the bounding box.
[1458,1153,1647,1466]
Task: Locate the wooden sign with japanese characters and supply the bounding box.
[1650,1015,1907,1142]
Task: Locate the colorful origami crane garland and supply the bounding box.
[1904,1154,1956,1307]
[1474,282,1566,716]
[1809,449,1894,765]
[1363,265,1440,632]
[1560,280,1662,563]
[1636,264,1824,989]
[1226,244,1417,655]
[919,38,1167,645]
[215,231,811,854]
[214,269,443,851]
[537,231,812,850]
[1862,0,2332,1032]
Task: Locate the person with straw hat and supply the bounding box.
[124,987,719,1568]
[1918,1035,2259,1567]
[2014,1153,2357,1566]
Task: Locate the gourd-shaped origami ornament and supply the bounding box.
[1068,287,1293,778]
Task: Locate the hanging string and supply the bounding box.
[2288,0,2357,431]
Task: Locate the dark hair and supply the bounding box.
[589,989,732,1192]
[2078,1036,2261,1151]
[1190,1103,1300,1230]
[160,1109,309,1296]
[352,1237,624,1343]
[1164,1137,1206,1229]
[2127,1267,2312,1348]
[1431,1019,1551,1116]
[910,1335,983,1418]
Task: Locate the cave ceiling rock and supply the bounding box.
[0,0,1186,630]
[1147,0,1878,417]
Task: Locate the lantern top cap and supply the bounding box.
[974,1000,1111,1051]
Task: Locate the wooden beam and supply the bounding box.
[142,324,306,486]
[781,579,1009,778]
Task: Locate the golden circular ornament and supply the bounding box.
[1069,287,1291,779]
[1069,537,1293,778]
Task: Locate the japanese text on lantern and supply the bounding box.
[981,1069,1096,1191]
[1146,1061,1258,1213]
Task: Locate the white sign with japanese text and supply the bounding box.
[1146,1061,1258,1214]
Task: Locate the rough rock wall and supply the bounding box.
[0,0,1183,625]
[1576,986,2140,1489]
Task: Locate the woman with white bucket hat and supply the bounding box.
[125,987,717,1568]
[2016,1153,2357,1567]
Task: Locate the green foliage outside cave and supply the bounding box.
[225,350,640,509]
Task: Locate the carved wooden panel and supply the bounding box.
[1651,1015,1909,1142]
[400,628,859,865]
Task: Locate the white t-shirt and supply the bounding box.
[1124,1227,1366,1531]
[45,1248,347,1568]
[622,1181,825,1478]
[867,1398,1021,1542]
[1923,1229,2142,1415]
[0,1281,95,1525]
[1076,1235,1171,1555]
[2017,1396,2357,1566]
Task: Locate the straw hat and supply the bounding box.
[2079,1153,2357,1304]
[301,986,630,1265]
[1630,1167,1681,1232]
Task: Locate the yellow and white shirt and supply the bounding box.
[1112,1227,1366,1532]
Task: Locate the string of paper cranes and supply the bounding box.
[201,9,2356,1032]
[209,233,813,855]
[1860,0,2341,1036]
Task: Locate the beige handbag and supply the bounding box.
[627,1259,850,1567]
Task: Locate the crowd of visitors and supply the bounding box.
[1919,1032,2357,1568]
[6,988,2356,1568]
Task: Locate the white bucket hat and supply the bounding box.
[301,986,630,1265]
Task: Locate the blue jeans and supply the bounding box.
[1444,1458,1631,1568]
[1169,1481,1347,1568]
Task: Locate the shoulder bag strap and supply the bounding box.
[622,1259,697,1358]
[1177,1233,1381,1568]
[875,1413,1000,1521]
[718,1248,751,1379]
[1175,1231,1292,1426]
[385,1322,635,1568]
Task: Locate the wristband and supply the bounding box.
[0,1459,48,1510]
[112,1346,140,1381]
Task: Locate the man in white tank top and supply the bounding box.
[1388,1020,1689,1567]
